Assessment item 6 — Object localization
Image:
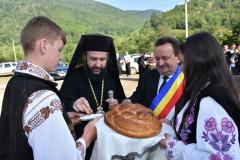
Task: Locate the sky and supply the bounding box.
[94,0,185,12]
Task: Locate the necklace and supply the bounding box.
[85,67,105,113]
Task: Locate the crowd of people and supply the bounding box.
[0,16,240,160]
[224,43,240,75]
[121,42,185,77]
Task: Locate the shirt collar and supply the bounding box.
[15,61,54,82]
[160,74,173,80]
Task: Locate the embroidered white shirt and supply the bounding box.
[165,97,240,160]
[17,61,86,160]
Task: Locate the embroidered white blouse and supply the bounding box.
[17,61,86,160]
[166,97,240,160]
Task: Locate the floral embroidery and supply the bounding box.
[23,99,63,136]
[166,139,177,159]
[168,141,176,149]
[179,105,195,144]
[29,90,48,101]
[50,99,63,112]
[23,98,33,112]
[40,107,51,119]
[114,152,137,160]
[16,61,52,81]
[18,61,28,70]
[23,90,56,114]
[167,150,174,159]
[76,142,85,159]
[178,83,211,145]
[202,117,235,160]
[221,118,235,134]
[209,153,233,160]
[205,117,217,131]
[122,152,136,160]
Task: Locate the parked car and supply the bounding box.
[0,62,17,76]
[49,62,68,80]
[118,54,140,75]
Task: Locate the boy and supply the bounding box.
[0,16,97,160]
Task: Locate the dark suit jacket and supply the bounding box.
[130,69,160,107]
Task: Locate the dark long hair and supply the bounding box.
[177,32,239,112]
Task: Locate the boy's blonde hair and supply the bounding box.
[20,16,66,54]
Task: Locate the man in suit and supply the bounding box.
[123,36,181,121]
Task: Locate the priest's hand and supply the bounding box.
[106,98,118,109]
[81,118,99,148]
[73,97,93,114]
[67,111,83,125]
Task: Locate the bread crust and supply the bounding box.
[104,103,161,138]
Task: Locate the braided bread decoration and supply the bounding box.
[104,103,161,138]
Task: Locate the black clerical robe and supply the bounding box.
[60,66,125,112]
[60,66,125,160]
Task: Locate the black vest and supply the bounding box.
[0,72,70,160]
[177,85,240,144]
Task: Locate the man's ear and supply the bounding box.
[176,54,181,63]
[39,39,48,55]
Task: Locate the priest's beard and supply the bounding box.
[85,65,107,83]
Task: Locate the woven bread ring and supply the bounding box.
[105,103,162,138]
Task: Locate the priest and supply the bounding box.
[60,33,126,159]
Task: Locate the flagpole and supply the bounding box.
[12,37,17,62]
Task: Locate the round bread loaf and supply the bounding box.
[104,103,161,138]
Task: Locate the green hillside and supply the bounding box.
[0,0,159,44]
[150,0,239,33]
[0,0,161,62]
[118,0,240,53]
[126,9,162,20]
[1,0,239,63]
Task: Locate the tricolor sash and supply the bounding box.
[150,65,184,119]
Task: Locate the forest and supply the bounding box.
[0,0,239,63]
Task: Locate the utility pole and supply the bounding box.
[185,0,189,38]
[12,37,17,62]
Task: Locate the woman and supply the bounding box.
[160,32,240,159]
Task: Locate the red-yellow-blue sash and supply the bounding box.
[150,65,184,119]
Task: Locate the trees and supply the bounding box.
[231,22,240,44]
[214,27,232,44]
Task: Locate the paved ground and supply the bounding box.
[0,74,138,113]
[0,92,4,113]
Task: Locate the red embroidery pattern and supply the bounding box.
[23,90,48,112]
[50,99,63,112]
[23,99,62,135]
[23,99,32,112]
[18,61,28,70]
[16,61,51,81]
[30,90,48,100]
